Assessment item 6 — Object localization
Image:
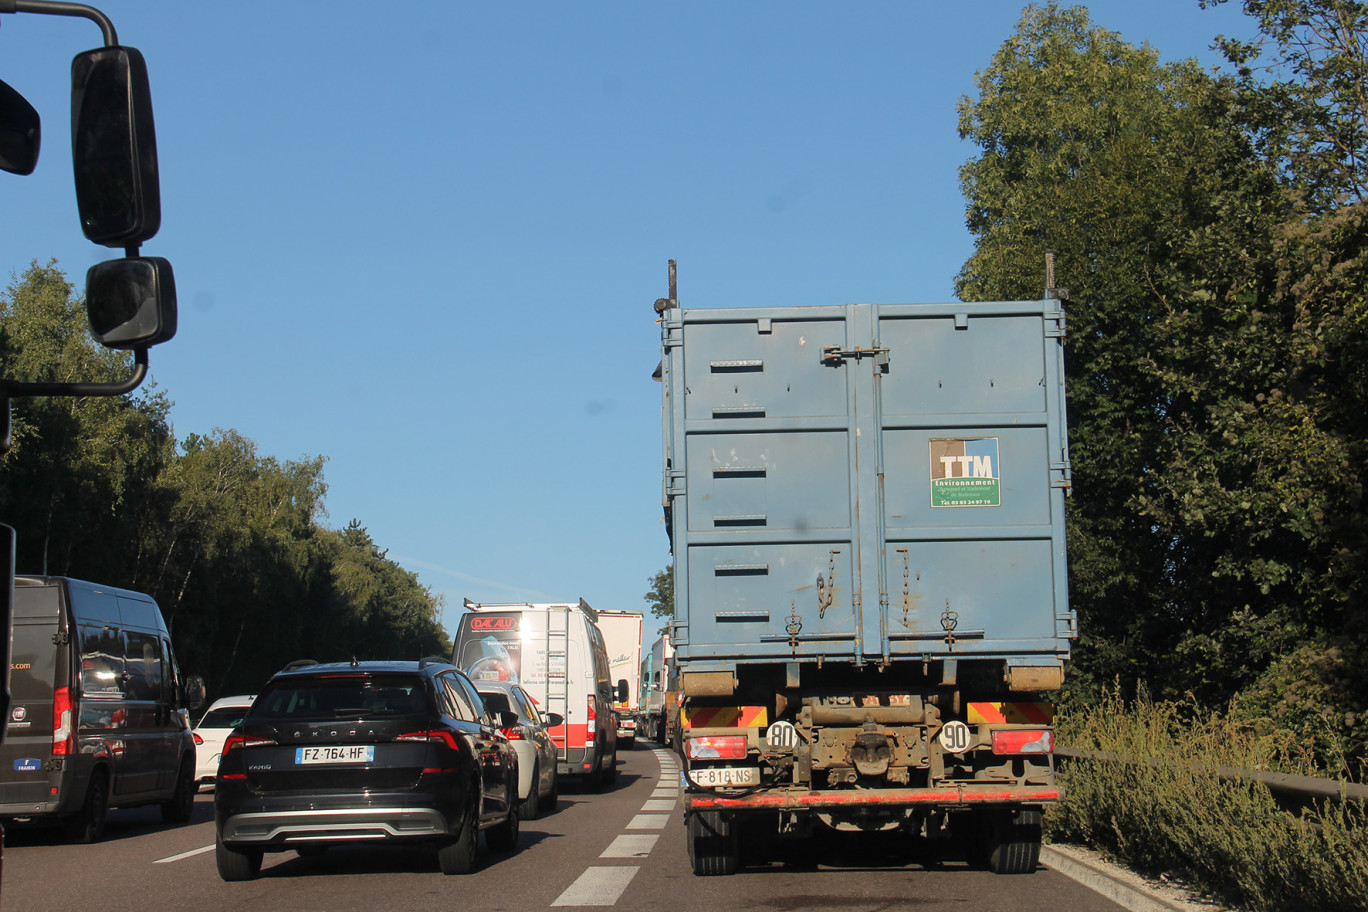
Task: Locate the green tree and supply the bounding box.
[0,260,175,580]
[644,564,674,633]
[956,3,1366,716]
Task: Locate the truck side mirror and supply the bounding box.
[86,256,176,348]
[616,679,629,703]
[0,79,40,176]
[71,46,160,247]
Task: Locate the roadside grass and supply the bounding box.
[1048,690,1368,912]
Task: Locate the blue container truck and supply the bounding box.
[654,265,1074,875]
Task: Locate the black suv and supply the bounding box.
[214,658,519,880]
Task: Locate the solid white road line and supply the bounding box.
[552,866,640,906]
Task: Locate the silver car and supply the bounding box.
[476,682,560,819]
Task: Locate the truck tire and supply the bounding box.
[687,809,738,876]
[62,769,108,843]
[984,807,1042,875]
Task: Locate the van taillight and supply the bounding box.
[586,695,596,722]
[52,686,74,756]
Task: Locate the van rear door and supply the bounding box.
[0,584,64,811]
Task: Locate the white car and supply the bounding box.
[192,695,255,788]
[477,682,561,819]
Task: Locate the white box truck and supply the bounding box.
[596,610,643,749]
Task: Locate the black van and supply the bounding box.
[0,576,204,841]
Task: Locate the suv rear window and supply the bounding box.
[251,674,428,721]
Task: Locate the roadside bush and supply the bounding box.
[1048,689,1368,912]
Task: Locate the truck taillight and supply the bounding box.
[586,694,596,722]
[686,735,747,760]
[991,730,1053,755]
[52,687,73,756]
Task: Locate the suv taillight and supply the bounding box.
[222,733,276,754]
[501,727,524,740]
[52,686,73,756]
[397,730,461,752]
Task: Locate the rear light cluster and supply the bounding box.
[685,735,747,760]
[397,730,461,775]
[52,687,73,756]
[397,730,461,752]
[586,694,596,722]
[500,728,524,740]
[990,730,1053,755]
[219,733,276,780]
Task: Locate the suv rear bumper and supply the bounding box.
[219,806,452,847]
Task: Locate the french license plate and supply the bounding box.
[295,745,375,765]
[688,766,759,788]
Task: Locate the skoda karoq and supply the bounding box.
[213,658,519,880]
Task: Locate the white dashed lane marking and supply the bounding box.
[154,845,214,864]
[552,866,640,906]
[601,834,660,858]
[551,747,677,907]
[625,813,670,830]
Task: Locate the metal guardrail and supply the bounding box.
[1056,746,1368,806]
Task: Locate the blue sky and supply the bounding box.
[1,1,1256,636]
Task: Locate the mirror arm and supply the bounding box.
[2,0,118,46]
[0,346,148,398]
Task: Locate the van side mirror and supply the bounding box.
[0,79,41,176]
[71,46,160,247]
[86,256,176,348]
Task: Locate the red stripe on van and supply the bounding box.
[548,722,592,750]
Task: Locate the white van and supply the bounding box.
[453,600,620,790]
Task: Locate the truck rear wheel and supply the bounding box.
[983,807,1042,875]
[687,809,738,876]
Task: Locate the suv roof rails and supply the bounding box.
[281,659,320,672]
[419,656,452,669]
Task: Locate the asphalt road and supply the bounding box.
[1,745,1131,912]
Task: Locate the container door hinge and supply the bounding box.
[821,345,889,368]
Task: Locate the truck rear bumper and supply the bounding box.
[686,784,1060,812]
